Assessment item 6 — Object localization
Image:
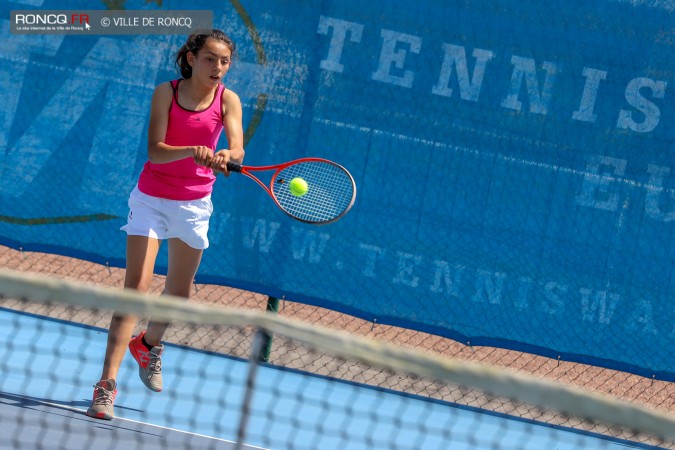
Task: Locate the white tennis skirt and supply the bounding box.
[121,185,213,250]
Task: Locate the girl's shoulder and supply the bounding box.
[155,80,176,93]
[221,86,241,105]
[220,87,242,117]
[149,82,175,114]
[152,81,175,103]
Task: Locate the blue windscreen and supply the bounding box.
[1,0,674,379]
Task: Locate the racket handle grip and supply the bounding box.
[226,161,243,173]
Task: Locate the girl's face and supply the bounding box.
[188,37,232,87]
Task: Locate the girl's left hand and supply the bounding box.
[211,149,231,175]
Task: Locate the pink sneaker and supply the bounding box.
[128,331,163,392]
[86,379,117,420]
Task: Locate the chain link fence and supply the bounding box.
[2,244,673,448]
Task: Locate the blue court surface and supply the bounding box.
[0,308,661,450]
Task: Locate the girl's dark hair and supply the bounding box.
[175,29,236,79]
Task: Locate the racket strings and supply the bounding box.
[273,161,355,223]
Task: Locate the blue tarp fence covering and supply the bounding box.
[1,0,674,379]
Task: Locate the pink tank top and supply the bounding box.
[138,80,224,200]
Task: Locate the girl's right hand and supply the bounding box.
[192,146,214,167]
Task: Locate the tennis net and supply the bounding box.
[1,267,674,450]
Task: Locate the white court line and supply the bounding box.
[15,397,270,450]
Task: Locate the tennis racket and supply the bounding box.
[225,157,356,224]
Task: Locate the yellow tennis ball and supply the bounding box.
[289,177,308,197]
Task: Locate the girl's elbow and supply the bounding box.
[147,145,159,163]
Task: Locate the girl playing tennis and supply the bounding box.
[87,29,244,419]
